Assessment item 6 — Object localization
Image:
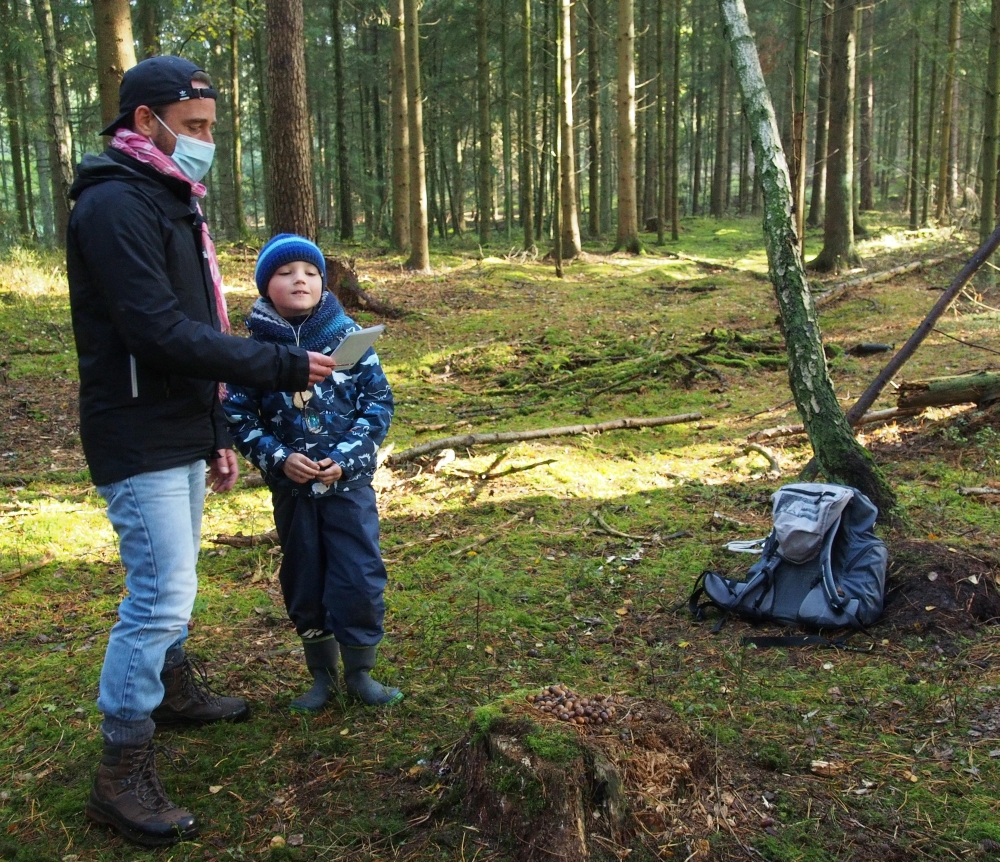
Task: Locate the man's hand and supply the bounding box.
[208,448,240,493]
[306,351,337,385]
[314,458,343,486]
[282,452,322,484]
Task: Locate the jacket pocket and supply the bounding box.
[129,355,139,398]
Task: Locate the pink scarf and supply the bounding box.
[110,129,231,334]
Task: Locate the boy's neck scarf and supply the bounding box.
[247,291,353,353]
[109,129,231,334]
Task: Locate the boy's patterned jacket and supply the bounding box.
[223,291,393,497]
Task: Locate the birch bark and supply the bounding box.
[718,0,898,518]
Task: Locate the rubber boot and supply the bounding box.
[85,739,198,847]
[290,636,340,713]
[340,644,403,706]
[151,656,250,726]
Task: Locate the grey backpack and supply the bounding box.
[690,483,888,631]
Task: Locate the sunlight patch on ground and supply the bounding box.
[0,247,67,298]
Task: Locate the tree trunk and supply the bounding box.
[935,0,960,224]
[265,0,316,238]
[521,0,534,249]
[501,0,513,240]
[710,42,728,218]
[136,0,158,57]
[24,58,53,243]
[229,0,248,239]
[656,0,665,244]
[15,57,36,239]
[370,23,388,237]
[809,0,860,273]
[404,0,430,271]
[921,0,941,227]
[982,0,1000,259]
[587,0,600,239]
[0,0,29,237]
[790,0,808,238]
[476,0,491,242]
[553,0,563,277]
[91,0,136,132]
[31,0,73,245]
[210,43,238,238]
[858,1,874,212]
[908,29,921,232]
[330,0,353,240]
[807,0,832,228]
[670,0,680,239]
[249,0,272,228]
[616,0,640,253]
[691,10,704,217]
[719,0,898,517]
[389,0,410,252]
[559,0,581,258]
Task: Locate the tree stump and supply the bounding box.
[324,257,406,318]
[452,695,718,860]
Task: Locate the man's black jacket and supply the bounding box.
[67,148,310,486]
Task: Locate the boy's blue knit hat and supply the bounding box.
[255,234,327,296]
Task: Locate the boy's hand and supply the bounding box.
[306,351,337,385]
[282,452,321,484]
[209,449,240,493]
[314,458,343,485]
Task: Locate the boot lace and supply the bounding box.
[175,658,224,705]
[131,744,174,811]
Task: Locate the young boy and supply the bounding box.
[224,234,402,710]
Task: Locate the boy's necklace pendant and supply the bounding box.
[293,389,313,409]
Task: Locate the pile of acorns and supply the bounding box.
[526,685,617,725]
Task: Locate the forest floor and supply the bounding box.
[0,213,998,862]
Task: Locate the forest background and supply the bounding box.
[2,0,1000,860]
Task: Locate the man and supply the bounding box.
[66,55,337,847]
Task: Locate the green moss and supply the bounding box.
[523,729,581,764]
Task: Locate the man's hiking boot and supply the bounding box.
[341,644,404,706]
[85,739,198,847]
[290,636,340,713]
[151,657,250,726]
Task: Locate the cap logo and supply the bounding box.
[178,89,189,101]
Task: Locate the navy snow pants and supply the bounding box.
[271,485,387,646]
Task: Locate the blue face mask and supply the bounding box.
[154,113,216,183]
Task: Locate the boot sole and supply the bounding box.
[152,704,252,727]
[86,801,198,847]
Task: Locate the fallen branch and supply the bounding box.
[386,413,702,465]
[0,551,56,583]
[748,407,922,442]
[449,511,526,556]
[897,372,1000,410]
[590,509,646,540]
[814,253,965,309]
[211,531,279,548]
[958,487,1000,497]
[745,442,781,474]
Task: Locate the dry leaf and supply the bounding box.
[810,759,848,777]
[288,834,304,847]
[208,785,222,794]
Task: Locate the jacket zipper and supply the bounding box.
[130,355,139,398]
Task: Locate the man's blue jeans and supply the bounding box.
[96,461,206,745]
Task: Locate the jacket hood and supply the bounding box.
[70,149,190,203]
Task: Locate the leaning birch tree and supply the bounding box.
[717,0,898,518]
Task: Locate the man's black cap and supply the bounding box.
[100,55,217,136]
